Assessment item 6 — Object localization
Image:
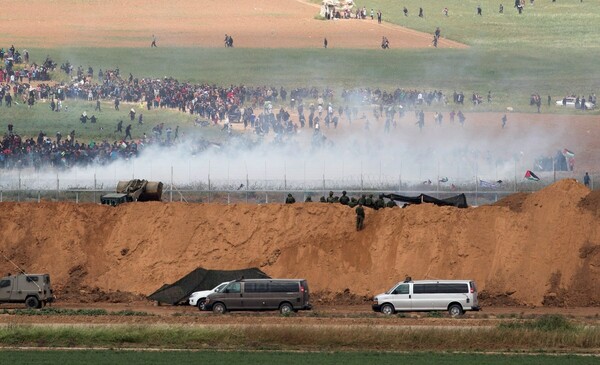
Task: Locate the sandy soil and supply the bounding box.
[1,0,465,49]
[0,180,598,308]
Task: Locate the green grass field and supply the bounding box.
[0,350,597,365]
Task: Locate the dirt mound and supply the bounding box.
[0,180,599,307]
[492,192,529,212]
[578,189,600,216]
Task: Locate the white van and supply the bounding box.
[372,279,480,316]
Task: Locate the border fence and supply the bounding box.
[0,169,595,206]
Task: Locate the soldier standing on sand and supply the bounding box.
[324,38,328,49]
[355,203,365,231]
[285,193,296,204]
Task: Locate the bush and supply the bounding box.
[499,314,575,332]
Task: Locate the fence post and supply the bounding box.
[56,174,60,201]
[38,191,40,203]
[93,173,97,203]
[170,165,173,202]
[76,192,79,204]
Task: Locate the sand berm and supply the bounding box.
[0,179,598,306]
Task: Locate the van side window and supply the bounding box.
[0,279,11,288]
[26,276,39,282]
[393,284,409,294]
[413,284,436,294]
[226,282,241,293]
[245,282,269,293]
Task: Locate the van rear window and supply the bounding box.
[26,276,39,282]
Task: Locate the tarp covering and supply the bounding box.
[147,267,270,305]
[383,193,468,208]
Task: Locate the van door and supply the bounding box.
[0,278,13,301]
[389,283,411,310]
[221,282,243,310]
[242,281,269,309]
[411,283,435,310]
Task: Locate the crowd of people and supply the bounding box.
[0,47,596,171]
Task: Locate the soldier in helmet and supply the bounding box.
[339,191,350,205]
[285,193,296,204]
[320,196,327,203]
[385,198,398,208]
[365,194,374,208]
[355,203,365,231]
[348,197,358,208]
[374,194,385,210]
[305,195,313,202]
[358,194,367,206]
[326,191,337,203]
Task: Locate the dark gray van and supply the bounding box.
[203,279,311,314]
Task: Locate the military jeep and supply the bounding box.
[0,273,54,308]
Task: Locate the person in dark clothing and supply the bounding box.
[339,191,350,205]
[114,97,120,110]
[305,196,313,202]
[124,124,132,140]
[358,194,367,206]
[285,193,296,204]
[403,7,408,16]
[326,191,337,203]
[501,114,507,128]
[129,109,136,121]
[365,194,374,208]
[355,203,365,231]
[584,172,591,187]
[324,38,328,49]
[385,199,397,208]
[115,120,123,133]
[374,194,385,210]
[90,115,97,124]
[418,7,424,17]
[95,99,101,111]
[477,5,482,15]
[151,35,157,47]
[138,113,143,125]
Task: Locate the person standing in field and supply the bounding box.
[151,35,157,47]
[324,38,328,49]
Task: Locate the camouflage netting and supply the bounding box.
[147,267,270,305]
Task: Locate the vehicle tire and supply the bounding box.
[25,296,40,309]
[279,302,293,315]
[197,299,206,311]
[448,304,463,317]
[212,302,227,314]
[380,303,395,315]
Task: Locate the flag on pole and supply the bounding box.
[562,149,575,158]
[479,179,497,188]
[524,170,540,181]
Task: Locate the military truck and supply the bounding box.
[0,273,54,308]
[100,179,163,206]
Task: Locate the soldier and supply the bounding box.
[95,99,101,112]
[365,194,374,208]
[355,203,365,231]
[339,191,350,205]
[90,115,97,124]
[285,193,296,204]
[358,194,367,206]
[385,198,398,208]
[114,97,120,110]
[348,197,358,208]
[326,191,337,203]
[319,196,327,203]
[115,120,123,133]
[374,194,385,210]
[305,196,313,202]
